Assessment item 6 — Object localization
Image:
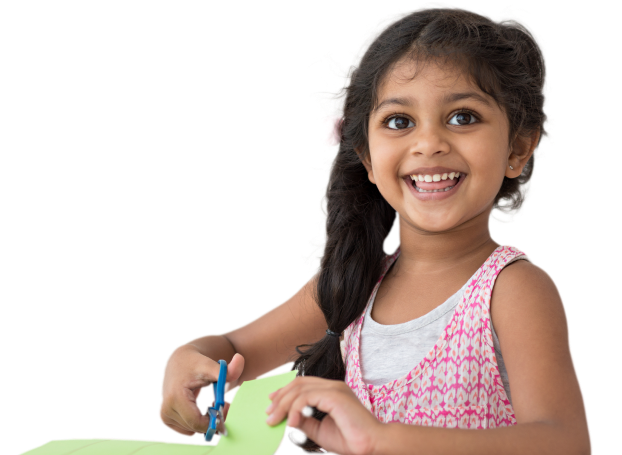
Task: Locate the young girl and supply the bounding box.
[161,8,590,455]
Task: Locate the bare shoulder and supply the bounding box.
[492,259,565,339]
[490,259,590,452]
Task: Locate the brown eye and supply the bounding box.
[449,112,477,125]
[387,116,414,130]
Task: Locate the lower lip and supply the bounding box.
[403,175,466,201]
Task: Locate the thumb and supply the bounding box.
[226,353,245,389]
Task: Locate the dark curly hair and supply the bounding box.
[293,8,546,451]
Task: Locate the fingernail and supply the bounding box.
[265,404,273,414]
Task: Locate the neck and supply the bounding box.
[394,205,498,276]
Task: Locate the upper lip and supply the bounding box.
[403,166,466,177]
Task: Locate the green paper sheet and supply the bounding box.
[21,370,298,455]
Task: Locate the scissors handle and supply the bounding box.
[204,359,227,442]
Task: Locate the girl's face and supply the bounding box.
[364,60,528,233]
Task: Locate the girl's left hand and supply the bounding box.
[266,376,383,455]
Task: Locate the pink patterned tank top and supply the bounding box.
[342,245,524,429]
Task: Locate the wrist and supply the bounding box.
[370,422,406,455]
[370,421,390,455]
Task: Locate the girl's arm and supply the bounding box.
[375,420,588,455]
[221,275,328,382]
[158,278,327,438]
[268,261,591,455]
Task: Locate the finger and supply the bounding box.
[169,392,211,433]
[161,410,208,438]
[166,354,224,397]
[161,409,197,436]
[287,394,317,428]
[267,389,300,425]
[267,387,285,405]
[224,354,245,392]
[287,413,312,439]
[265,381,296,415]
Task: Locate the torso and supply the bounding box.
[371,242,500,324]
[372,276,466,323]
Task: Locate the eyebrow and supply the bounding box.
[373,91,492,113]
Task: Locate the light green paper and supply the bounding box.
[21,370,298,455]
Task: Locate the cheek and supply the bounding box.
[367,146,383,173]
[368,138,404,172]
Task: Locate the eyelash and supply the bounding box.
[381,108,480,129]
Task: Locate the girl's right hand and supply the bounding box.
[160,346,245,435]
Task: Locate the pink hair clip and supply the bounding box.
[322,115,343,147]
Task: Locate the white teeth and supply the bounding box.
[409,172,463,181]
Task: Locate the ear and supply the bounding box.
[355,147,376,185]
[506,129,540,178]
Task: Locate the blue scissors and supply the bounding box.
[204,359,228,442]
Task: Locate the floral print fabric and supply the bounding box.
[343,245,525,429]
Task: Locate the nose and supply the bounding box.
[409,121,450,157]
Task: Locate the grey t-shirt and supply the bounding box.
[359,263,517,406]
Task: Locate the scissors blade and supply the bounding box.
[216,406,228,436]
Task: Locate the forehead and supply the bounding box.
[374,59,494,110]
[378,61,477,93]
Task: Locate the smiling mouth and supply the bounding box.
[411,173,466,193]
